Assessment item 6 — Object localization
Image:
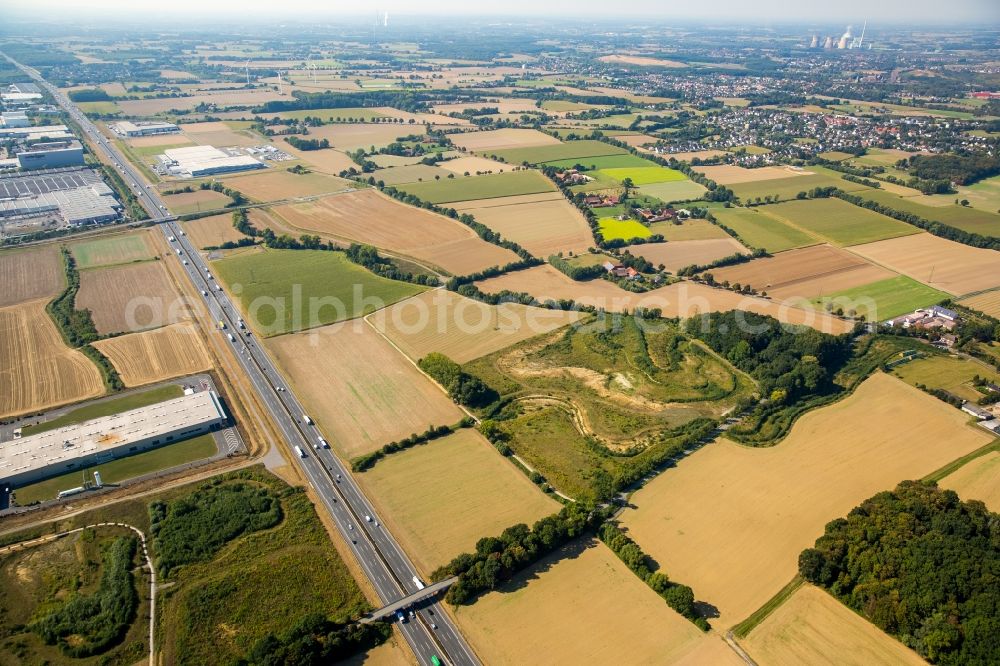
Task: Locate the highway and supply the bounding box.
[8,56,480,666]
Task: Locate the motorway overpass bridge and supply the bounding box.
[364,577,458,623]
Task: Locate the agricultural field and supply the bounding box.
[695,164,808,185]
[213,248,426,336]
[0,299,105,418]
[356,429,558,575]
[76,260,181,335]
[452,192,593,257]
[621,373,993,628]
[729,173,870,203]
[449,127,561,153]
[221,169,349,201]
[270,189,518,275]
[437,155,512,175]
[651,218,731,241]
[712,206,817,253]
[114,89,284,116]
[180,120,261,147]
[626,238,749,272]
[852,148,919,167]
[951,174,1000,214]
[810,275,950,321]
[960,289,1000,319]
[742,584,926,666]
[395,169,555,203]
[300,122,424,151]
[848,232,1000,296]
[638,180,708,203]
[93,322,213,387]
[475,264,853,333]
[890,353,1000,403]
[453,540,740,666]
[372,164,451,185]
[161,189,232,214]
[279,144,358,174]
[598,54,686,67]
[0,245,64,308]
[542,153,657,170]
[940,450,1000,512]
[488,139,628,165]
[69,232,156,269]
[266,322,465,458]
[761,198,919,247]
[598,216,652,241]
[181,211,251,248]
[596,166,687,185]
[708,244,894,301]
[259,107,389,122]
[857,189,1000,238]
[368,289,583,364]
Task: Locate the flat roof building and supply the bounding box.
[162,145,265,178]
[0,124,69,139]
[1,92,43,106]
[1,111,29,128]
[110,120,180,137]
[1,390,226,488]
[16,140,84,170]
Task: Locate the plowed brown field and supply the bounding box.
[76,260,182,335]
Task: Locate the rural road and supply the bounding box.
[7,55,480,666]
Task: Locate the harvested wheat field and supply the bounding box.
[960,289,1000,319]
[93,321,212,387]
[222,169,349,201]
[0,299,104,417]
[848,233,1000,296]
[300,123,423,151]
[449,128,561,152]
[281,146,358,174]
[743,584,926,666]
[180,121,261,147]
[453,539,741,666]
[695,165,808,185]
[709,245,894,301]
[182,211,251,249]
[0,245,64,308]
[453,193,594,257]
[438,155,512,175]
[126,133,193,149]
[659,149,728,161]
[597,54,686,68]
[76,260,181,335]
[357,429,558,575]
[115,90,283,115]
[266,322,465,459]
[621,373,993,628]
[272,189,518,275]
[625,238,749,273]
[475,264,852,334]
[939,451,1000,512]
[368,289,583,363]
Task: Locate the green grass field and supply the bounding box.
[70,233,155,269]
[729,173,872,203]
[13,434,217,505]
[858,190,1000,238]
[597,166,687,185]
[892,354,1000,403]
[489,139,627,165]
[395,169,555,203]
[598,217,651,241]
[712,206,817,253]
[213,248,426,335]
[818,151,854,161]
[21,384,184,436]
[638,180,707,203]
[543,154,657,170]
[763,198,919,246]
[78,100,121,115]
[809,276,950,321]
[648,218,730,241]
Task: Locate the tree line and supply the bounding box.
[351,418,474,472]
[418,352,498,407]
[237,613,391,666]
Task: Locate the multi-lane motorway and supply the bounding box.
[7,56,480,666]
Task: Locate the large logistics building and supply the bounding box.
[0,391,227,488]
[162,145,265,178]
[110,120,179,137]
[16,140,84,170]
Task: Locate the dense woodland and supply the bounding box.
[800,482,1000,665]
[237,614,391,666]
[902,153,1000,186]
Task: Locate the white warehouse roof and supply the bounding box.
[163,145,264,177]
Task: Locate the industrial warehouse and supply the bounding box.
[0,167,122,226]
[159,144,265,177]
[109,120,179,137]
[0,390,227,488]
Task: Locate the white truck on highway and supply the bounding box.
[227,333,235,342]
[412,576,425,590]
[294,445,306,458]
[303,414,313,425]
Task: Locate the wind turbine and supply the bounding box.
[277,70,285,95]
[244,59,251,87]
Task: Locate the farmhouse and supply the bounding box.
[961,402,993,421]
[886,307,960,331]
[584,194,620,207]
[110,120,180,137]
[637,207,675,223]
[0,390,227,488]
[602,261,641,280]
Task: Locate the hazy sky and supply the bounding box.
[12,0,999,24]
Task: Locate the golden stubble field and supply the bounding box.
[475,264,853,334]
[449,128,561,152]
[453,539,743,666]
[0,299,104,418]
[626,238,749,273]
[620,373,993,628]
[743,584,926,666]
[182,211,251,249]
[849,232,1000,296]
[93,321,213,387]
[356,429,558,575]
[709,244,894,300]
[0,246,64,308]
[221,169,350,202]
[369,289,583,364]
[695,165,809,185]
[76,261,183,336]
[271,189,518,275]
[960,289,1000,319]
[266,322,466,459]
[453,192,594,258]
[940,451,1000,512]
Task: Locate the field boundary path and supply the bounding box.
[724,631,759,666]
[0,522,157,666]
